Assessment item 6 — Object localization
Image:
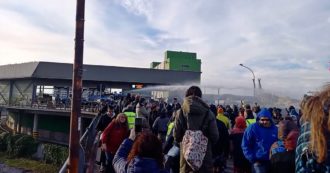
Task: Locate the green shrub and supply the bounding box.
[43,144,68,165]
[0,132,10,151]
[12,135,38,157]
[4,134,38,157]
[6,134,24,157]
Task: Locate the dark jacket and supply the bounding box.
[173,96,219,173]
[295,121,330,173]
[270,125,299,173]
[213,119,229,158]
[149,109,159,127]
[113,139,168,173]
[230,131,250,169]
[96,113,113,131]
[153,115,170,133]
[270,140,295,173]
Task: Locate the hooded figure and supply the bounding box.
[242,108,278,173]
[174,86,219,173]
[229,116,251,173]
[289,109,299,125]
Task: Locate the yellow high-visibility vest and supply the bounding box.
[246,119,256,126]
[124,112,136,129]
[166,122,175,139]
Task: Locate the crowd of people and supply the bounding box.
[95,85,330,173]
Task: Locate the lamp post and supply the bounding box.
[239,63,256,99]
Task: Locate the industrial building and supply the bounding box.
[0,50,202,144]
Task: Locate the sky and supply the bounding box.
[0,0,329,99]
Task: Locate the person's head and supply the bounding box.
[257,108,273,128]
[289,105,295,112]
[114,113,128,128]
[117,113,127,122]
[278,120,298,140]
[107,105,114,115]
[127,132,164,168]
[253,105,261,114]
[173,97,178,103]
[185,86,202,98]
[268,108,274,116]
[209,104,217,116]
[217,107,224,114]
[244,109,254,119]
[151,103,158,111]
[233,105,238,112]
[139,97,146,106]
[284,130,299,151]
[235,116,247,129]
[225,105,232,112]
[301,84,330,163]
[244,104,251,111]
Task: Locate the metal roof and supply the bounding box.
[0,61,201,84]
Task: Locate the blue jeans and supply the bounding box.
[252,161,270,173]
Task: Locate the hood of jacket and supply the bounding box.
[290,109,298,116]
[182,96,209,116]
[256,108,273,122]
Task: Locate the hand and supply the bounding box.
[101,143,106,151]
[129,128,137,141]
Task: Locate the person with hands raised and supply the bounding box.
[113,128,168,173]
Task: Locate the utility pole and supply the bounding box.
[68,0,85,172]
[239,64,256,100]
[217,88,220,105]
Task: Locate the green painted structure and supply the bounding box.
[151,50,202,73]
[165,51,201,72]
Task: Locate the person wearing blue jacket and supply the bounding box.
[241,108,278,173]
[113,129,168,173]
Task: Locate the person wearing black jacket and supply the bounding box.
[96,105,115,172]
[96,105,115,131]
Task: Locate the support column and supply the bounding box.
[17,113,21,133]
[8,80,14,106]
[31,84,37,107]
[32,113,39,138]
[13,114,18,134]
[79,117,83,137]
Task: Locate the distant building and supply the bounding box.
[0,57,202,105]
[150,50,202,72]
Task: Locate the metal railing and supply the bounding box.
[59,115,101,173]
[1,101,103,114]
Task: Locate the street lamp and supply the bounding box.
[239,63,256,98]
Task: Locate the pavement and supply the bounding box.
[93,158,235,173]
[0,163,32,173]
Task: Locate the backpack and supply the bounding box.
[181,110,209,171]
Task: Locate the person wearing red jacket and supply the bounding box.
[101,113,129,173]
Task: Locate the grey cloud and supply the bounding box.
[1,0,330,100]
